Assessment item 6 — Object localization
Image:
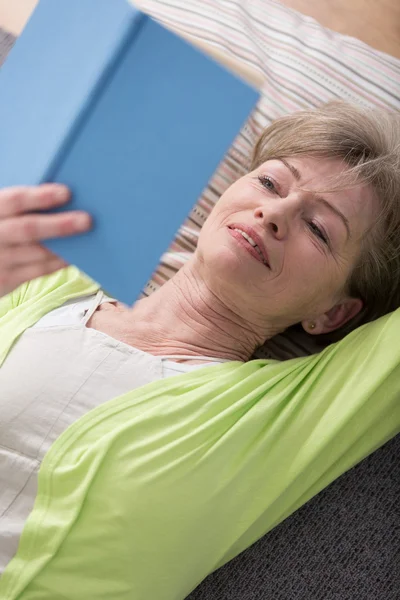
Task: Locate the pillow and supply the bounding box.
[135,0,400,360]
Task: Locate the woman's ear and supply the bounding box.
[302,297,363,335]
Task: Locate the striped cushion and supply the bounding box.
[137,0,400,360]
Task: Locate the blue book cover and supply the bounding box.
[0,0,258,304]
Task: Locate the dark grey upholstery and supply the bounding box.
[0,25,398,600]
[187,435,399,599]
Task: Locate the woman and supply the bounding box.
[0,101,399,599]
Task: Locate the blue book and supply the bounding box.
[0,0,258,304]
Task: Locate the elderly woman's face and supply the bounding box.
[196,156,376,333]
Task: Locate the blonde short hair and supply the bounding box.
[250,101,400,339]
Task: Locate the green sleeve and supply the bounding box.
[0,280,30,319]
[0,290,14,318]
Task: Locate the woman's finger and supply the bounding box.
[0,184,70,219]
[0,211,92,246]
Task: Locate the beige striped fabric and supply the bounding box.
[137,0,400,361]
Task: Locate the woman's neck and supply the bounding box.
[116,262,277,362]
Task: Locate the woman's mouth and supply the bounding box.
[227,226,270,268]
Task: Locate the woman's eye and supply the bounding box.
[258,175,277,193]
[308,221,329,245]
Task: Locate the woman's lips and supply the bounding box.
[227,226,270,268]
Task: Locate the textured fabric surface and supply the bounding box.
[0,2,399,597]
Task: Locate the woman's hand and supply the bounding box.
[0,184,92,298]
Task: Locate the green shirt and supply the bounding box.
[0,266,399,599]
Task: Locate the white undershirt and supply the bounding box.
[31,292,230,377]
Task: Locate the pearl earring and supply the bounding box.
[309,322,316,330]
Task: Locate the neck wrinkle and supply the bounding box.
[125,261,277,362]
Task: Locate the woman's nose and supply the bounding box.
[253,204,289,240]
[253,194,301,240]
